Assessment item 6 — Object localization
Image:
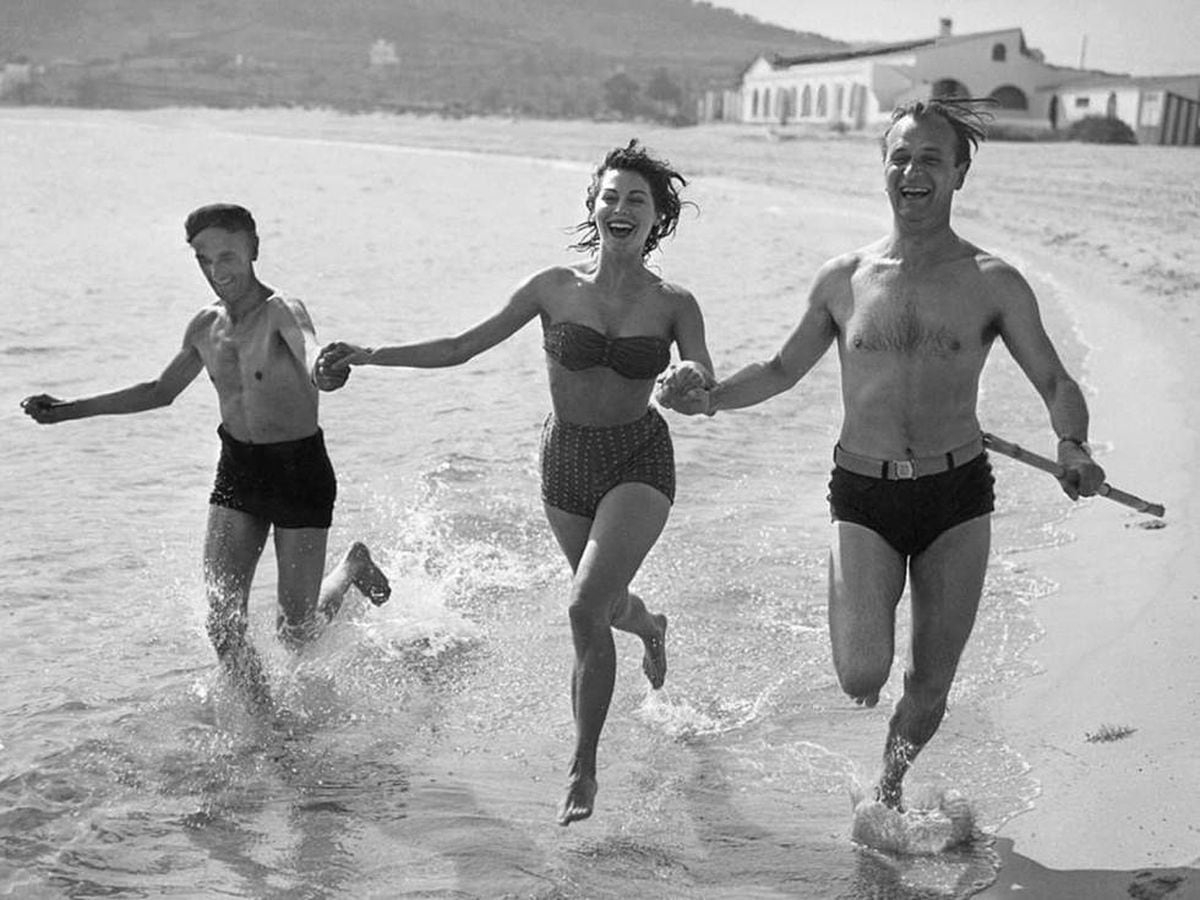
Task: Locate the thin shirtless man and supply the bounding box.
[22,204,390,707]
[664,100,1105,808]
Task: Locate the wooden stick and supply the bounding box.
[982,432,1165,518]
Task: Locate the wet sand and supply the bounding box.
[19,105,1200,897]
[190,106,1200,897]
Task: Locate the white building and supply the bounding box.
[1054,75,1200,145]
[369,39,399,68]
[721,20,1106,131]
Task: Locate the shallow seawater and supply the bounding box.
[1,108,1090,898]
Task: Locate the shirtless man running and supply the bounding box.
[664,100,1106,808]
[21,203,390,707]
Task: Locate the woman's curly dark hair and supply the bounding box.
[570,139,692,258]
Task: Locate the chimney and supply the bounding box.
[939,18,953,37]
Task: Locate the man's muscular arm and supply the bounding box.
[21,313,207,423]
[989,257,1105,498]
[697,257,844,415]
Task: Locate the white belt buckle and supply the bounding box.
[893,459,916,479]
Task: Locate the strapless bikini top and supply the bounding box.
[543,321,671,381]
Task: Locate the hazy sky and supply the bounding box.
[712,0,1200,76]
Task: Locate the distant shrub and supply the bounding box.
[1065,115,1138,144]
[986,122,1062,143]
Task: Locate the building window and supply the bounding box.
[751,89,759,117]
[816,84,828,117]
[989,85,1028,110]
[992,43,1007,62]
[763,88,771,119]
[800,84,812,117]
[834,84,845,117]
[1074,96,1090,109]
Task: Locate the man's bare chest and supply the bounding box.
[843,270,988,358]
[203,317,287,384]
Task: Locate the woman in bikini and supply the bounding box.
[316,140,714,826]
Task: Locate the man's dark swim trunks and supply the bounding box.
[210,425,337,529]
[828,439,994,557]
[539,407,675,517]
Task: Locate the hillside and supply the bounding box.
[0,0,846,120]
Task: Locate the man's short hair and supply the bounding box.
[880,98,994,166]
[185,203,257,243]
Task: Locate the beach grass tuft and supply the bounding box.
[1085,724,1137,743]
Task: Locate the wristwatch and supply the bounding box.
[1058,436,1092,456]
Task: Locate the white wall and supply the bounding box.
[739,28,1079,130]
[1056,86,1141,128]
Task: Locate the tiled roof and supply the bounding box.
[772,27,1023,69]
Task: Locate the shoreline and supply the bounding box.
[974,225,1200,895]
[157,105,1200,893]
[9,105,1198,895]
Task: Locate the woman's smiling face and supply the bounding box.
[592,168,658,255]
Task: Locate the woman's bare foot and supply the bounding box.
[641,614,667,689]
[558,772,597,826]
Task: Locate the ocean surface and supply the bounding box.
[2,109,1089,899]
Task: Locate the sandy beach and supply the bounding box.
[969,163,1200,897]
[10,105,1199,897]
[168,106,1200,896]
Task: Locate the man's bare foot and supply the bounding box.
[558,773,597,826]
[223,646,274,712]
[348,542,391,606]
[875,735,916,809]
[641,614,667,689]
[277,612,322,649]
[874,772,904,810]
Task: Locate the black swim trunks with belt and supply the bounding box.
[827,434,995,556]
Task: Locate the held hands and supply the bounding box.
[1056,442,1107,500]
[654,361,716,416]
[314,341,372,391]
[20,394,69,424]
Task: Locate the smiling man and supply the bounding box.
[21,203,391,709]
[664,99,1105,810]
